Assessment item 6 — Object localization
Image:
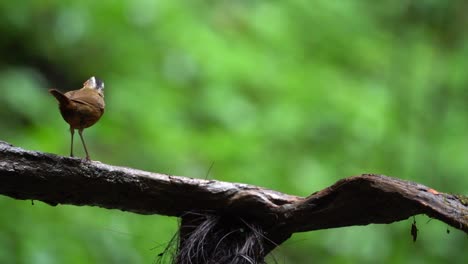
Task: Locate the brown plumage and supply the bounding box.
[49,76,105,160]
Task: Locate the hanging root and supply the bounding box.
[157,212,278,264]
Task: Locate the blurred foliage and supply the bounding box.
[0,0,467,263]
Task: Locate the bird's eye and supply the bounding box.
[94,77,104,89]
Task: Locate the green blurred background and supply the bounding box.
[0,0,467,263]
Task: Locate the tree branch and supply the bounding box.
[1,140,467,238]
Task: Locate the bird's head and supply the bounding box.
[83,76,105,96]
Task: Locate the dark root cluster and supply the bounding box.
[157,212,276,264]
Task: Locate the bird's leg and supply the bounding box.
[78,128,90,161]
[70,127,75,157]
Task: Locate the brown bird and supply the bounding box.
[49,76,105,160]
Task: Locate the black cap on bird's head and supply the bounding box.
[84,76,105,90]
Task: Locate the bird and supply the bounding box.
[49,76,105,160]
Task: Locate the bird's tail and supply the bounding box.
[49,89,70,106]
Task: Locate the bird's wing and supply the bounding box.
[68,91,105,112]
[72,98,105,112]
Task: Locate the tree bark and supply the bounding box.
[1,140,467,262]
